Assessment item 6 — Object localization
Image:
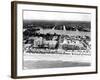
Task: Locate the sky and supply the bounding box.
[23,10,91,22]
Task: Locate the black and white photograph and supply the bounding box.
[23,11,91,69]
[11,1,97,78]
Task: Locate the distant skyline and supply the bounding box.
[23,10,91,22]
